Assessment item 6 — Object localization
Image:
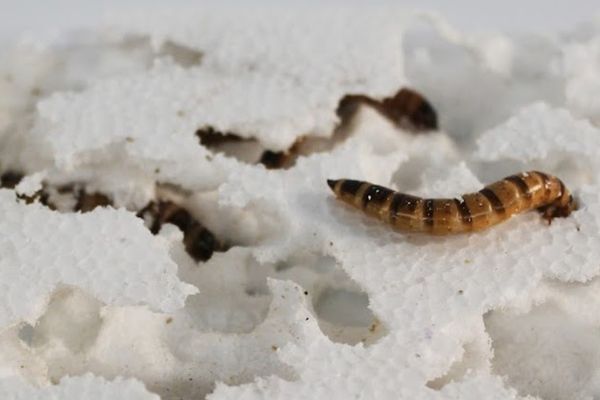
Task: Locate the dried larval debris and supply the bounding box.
[327,170,575,234]
[337,88,439,133]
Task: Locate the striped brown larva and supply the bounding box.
[327,171,576,234]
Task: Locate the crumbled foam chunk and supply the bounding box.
[0,190,196,328]
[0,374,159,399]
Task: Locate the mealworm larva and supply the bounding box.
[327,171,576,234]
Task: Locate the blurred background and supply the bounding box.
[1,0,600,40]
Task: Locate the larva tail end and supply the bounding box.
[326,179,338,192]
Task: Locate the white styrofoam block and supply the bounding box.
[4,6,600,400]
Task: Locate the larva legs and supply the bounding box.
[327,171,575,234]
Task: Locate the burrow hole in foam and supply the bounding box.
[186,248,387,345]
[266,253,387,346]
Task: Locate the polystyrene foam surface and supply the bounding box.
[0,374,159,399]
[0,190,196,329]
[476,102,600,162]
[34,7,407,161]
[4,7,600,400]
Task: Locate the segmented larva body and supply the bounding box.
[327,171,575,234]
